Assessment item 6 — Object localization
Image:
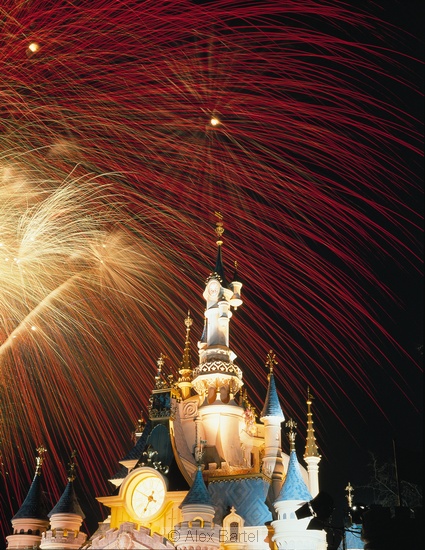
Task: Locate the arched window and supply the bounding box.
[229,521,239,542]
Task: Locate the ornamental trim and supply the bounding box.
[193,361,242,379]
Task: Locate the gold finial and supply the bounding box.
[185,310,193,330]
[345,482,354,508]
[285,418,297,451]
[35,446,47,475]
[214,211,224,244]
[157,352,167,373]
[307,386,314,402]
[265,350,278,376]
[155,353,170,389]
[67,450,77,482]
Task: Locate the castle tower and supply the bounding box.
[303,387,321,497]
[259,350,285,501]
[6,446,49,550]
[272,419,327,550]
[174,462,221,550]
[40,452,87,550]
[192,215,246,468]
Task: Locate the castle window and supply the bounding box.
[229,521,239,542]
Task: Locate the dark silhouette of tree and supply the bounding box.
[360,452,422,508]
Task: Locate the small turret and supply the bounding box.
[229,261,243,310]
[6,446,49,550]
[174,444,221,550]
[40,451,87,549]
[272,420,327,550]
[259,350,285,500]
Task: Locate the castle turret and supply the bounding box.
[40,451,87,550]
[6,446,49,550]
[272,419,327,550]
[192,215,245,469]
[174,445,221,550]
[259,350,285,501]
[303,387,321,497]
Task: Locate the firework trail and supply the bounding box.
[0,0,422,536]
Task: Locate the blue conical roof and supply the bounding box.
[275,450,312,502]
[180,467,213,508]
[261,373,284,419]
[48,480,85,519]
[12,473,48,520]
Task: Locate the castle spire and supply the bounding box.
[213,211,226,285]
[6,447,49,550]
[274,419,312,503]
[193,215,243,403]
[303,387,321,497]
[177,311,193,400]
[260,351,284,419]
[260,351,285,501]
[41,451,87,549]
[304,387,320,458]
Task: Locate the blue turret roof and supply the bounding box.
[180,467,213,508]
[275,450,312,502]
[261,373,284,419]
[12,473,48,520]
[48,480,85,519]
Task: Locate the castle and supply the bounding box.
[5,220,364,550]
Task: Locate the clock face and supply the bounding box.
[131,473,166,520]
[207,279,220,298]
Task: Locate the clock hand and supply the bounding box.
[143,491,157,513]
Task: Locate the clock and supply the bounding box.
[128,468,167,521]
[207,279,220,299]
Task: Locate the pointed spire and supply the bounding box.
[180,466,213,508]
[177,310,194,403]
[180,311,193,371]
[274,419,312,503]
[12,447,49,520]
[286,418,297,452]
[260,351,284,420]
[48,451,85,519]
[304,387,320,458]
[154,352,169,389]
[345,482,354,508]
[212,211,226,285]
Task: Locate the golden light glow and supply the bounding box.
[210,117,220,127]
[28,42,40,53]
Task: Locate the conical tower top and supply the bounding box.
[260,351,284,420]
[11,447,49,521]
[211,211,226,285]
[304,387,320,458]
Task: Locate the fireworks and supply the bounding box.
[0,0,422,536]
